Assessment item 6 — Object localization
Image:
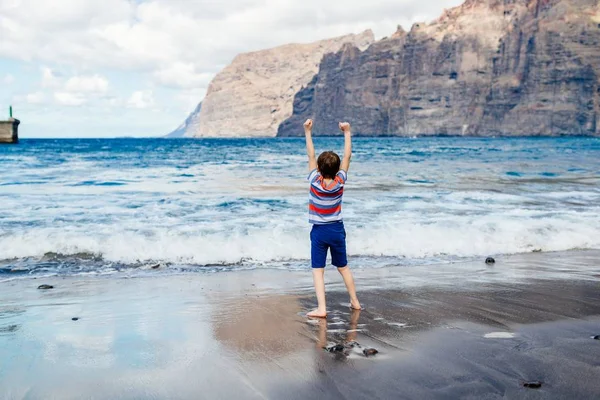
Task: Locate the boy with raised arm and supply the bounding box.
[304,119,361,318]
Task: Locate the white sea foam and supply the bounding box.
[484,332,515,339]
[1,208,599,265]
[387,322,408,328]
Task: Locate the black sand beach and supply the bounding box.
[1,251,600,399]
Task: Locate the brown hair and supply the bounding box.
[317,151,341,179]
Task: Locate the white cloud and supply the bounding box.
[40,68,110,106]
[64,74,108,93]
[3,74,15,84]
[21,91,46,104]
[54,92,86,106]
[42,68,109,93]
[127,90,154,109]
[41,67,60,88]
[1,0,464,90]
[153,63,213,89]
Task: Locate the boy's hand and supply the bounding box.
[304,119,313,132]
[339,122,351,134]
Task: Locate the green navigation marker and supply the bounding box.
[9,105,13,118]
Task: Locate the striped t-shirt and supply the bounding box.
[307,169,347,225]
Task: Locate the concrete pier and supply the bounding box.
[0,118,19,144]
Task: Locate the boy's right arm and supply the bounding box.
[304,119,317,171]
[339,122,352,172]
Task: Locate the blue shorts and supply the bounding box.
[310,221,347,268]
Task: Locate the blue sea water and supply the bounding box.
[1,137,599,279]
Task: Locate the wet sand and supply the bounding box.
[1,250,600,399]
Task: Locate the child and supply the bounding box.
[304,119,361,318]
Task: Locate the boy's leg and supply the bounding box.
[307,268,327,318]
[330,223,361,310]
[308,226,328,318]
[337,266,361,310]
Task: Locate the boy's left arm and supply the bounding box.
[304,119,317,171]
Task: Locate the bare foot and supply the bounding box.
[350,300,363,310]
[307,309,327,318]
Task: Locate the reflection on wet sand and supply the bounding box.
[313,309,362,350]
[212,294,305,356]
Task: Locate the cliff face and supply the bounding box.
[180,31,374,137]
[279,0,600,136]
[167,102,201,138]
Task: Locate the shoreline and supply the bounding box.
[1,250,599,399]
[2,248,599,284]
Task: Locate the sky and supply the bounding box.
[0,0,463,138]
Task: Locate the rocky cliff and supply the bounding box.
[167,102,201,138]
[278,0,600,136]
[175,31,374,138]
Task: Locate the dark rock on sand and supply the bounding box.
[37,284,54,290]
[363,348,379,357]
[485,257,495,265]
[326,344,345,353]
[523,381,543,389]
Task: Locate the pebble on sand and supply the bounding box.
[485,257,495,265]
[523,381,543,389]
[326,344,345,353]
[37,284,54,290]
[363,348,378,357]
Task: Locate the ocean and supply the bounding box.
[1,137,599,279]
